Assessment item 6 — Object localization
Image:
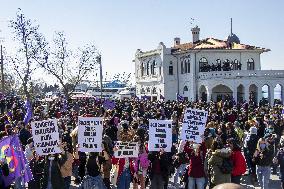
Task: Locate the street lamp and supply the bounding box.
[96,54,103,99]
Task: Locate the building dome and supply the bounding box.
[227,33,240,44]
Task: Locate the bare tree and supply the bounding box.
[38,31,98,99]
[9,9,48,100]
[112,72,133,86]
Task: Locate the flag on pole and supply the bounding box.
[23,100,32,125]
[176,93,184,102]
[0,135,33,187]
[103,99,116,110]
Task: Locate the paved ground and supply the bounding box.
[70,171,282,189]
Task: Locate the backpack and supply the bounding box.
[218,157,233,174]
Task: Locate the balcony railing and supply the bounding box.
[198,70,284,80]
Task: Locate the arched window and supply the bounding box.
[232,59,239,70]
[153,60,157,75]
[216,59,222,71]
[223,59,231,71]
[141,62,144,76]
[146,87,150,93]
[183,86,188,94]
[187,60,190,73]
[247,58,255,70]
[199,57,208,72]
[169,61,173,75]
[146,61,150,75]
[181,60,184,74]
[141,88,145,94]
[152,87,157,94]
[185,60,188,73]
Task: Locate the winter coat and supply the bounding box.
[208,149,231,185]
[134,152,150,173]
[28,158,44,189]
[41,155,67,189]
[100,150,112,179]
[276,148,284,172]
[111,157,135,183]
[244,134,259,157]
[253,147,274,166]
[148,152,171,181]
[231,149,246,176]
[60,152,74,178]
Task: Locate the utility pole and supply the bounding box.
[0,29,4,93]
[0,44,4,93]
[96,55,103,99]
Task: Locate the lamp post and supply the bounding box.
[96,54,103,99]
[0,31,4,93]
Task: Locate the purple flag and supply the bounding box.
[103,99,116,110]
[176,93,184,102]
[0,135,33,186]
[23,100,32,125]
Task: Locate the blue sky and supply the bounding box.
[0,0,284,79]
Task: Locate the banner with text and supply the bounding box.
[31,119,61,155]
[78,117,103,152]
[181,108,208,143]
[148,119,172,152]
[114,141,138,158]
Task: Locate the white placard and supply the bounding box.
[114,141,138,158]
[78,117,103,152]
[181,108,208,143]
[31,119,61,155]
[148,119,172,152]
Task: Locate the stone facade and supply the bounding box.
[135,26,284,104]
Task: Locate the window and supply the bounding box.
[141,63,144,76]
[185,60,188,73]
[199,57,208,72]
[232,59,239,70]
[141,88,145,94]
[169,61,173,75]
[247,58,255,70]
[187,60,190,73]
[153,60,156,75]
[181,61,184,74]
[183,86,188,94]
[146,87,150,93]
[223,59,231,71]
[216,59,222,71]
[146,61,150,75]
[159,66,161,75]
[152,87,157,94]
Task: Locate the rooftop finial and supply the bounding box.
[231,18,233,35]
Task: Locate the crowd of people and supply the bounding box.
[0,95,284,189]
[199,61,242,72]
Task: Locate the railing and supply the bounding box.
[198,70,284,80]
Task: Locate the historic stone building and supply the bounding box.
[134,22,284,104]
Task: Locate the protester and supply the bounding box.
[253,137,274,189]
[1,95,284,189]
[208,139,232,188]
[184,142,207,189]
[78,152,106,189]
[228,139,246,184]
[28,151,44,189]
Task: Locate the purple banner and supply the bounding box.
[0,135,33,186]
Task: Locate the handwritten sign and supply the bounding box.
[148,119,172,152]
[31,119,61,155]
[181,108,208,143]
[114,141,138,158]
[78,117,103,152]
